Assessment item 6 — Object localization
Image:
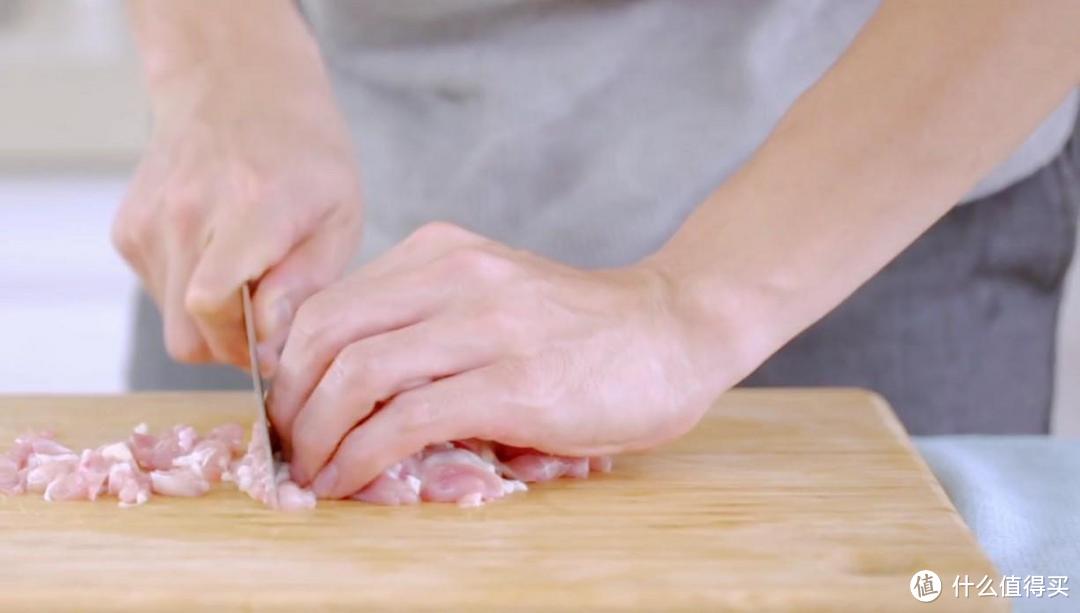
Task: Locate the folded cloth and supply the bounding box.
[917,436,1080,612]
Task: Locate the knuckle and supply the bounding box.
[110,220,140,262]
[162,194,202,234]
[182,289,215,318]
[480,306,523,342]
[291,298,329,349]
[326,345,382,392]
[408,221,469,245]
[111,207,153,263]
[163,326,205,364]
[444,246,513,280]
[499,358,549,403]
[290,418,321,452]
[398,395,440,435]
[226,163,264,205]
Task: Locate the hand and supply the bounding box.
[269,223,749,499]
[113,7,362,370]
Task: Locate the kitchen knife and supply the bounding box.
[241,282,278,505]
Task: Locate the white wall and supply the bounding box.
[0,0,147,164]
[0,175,135,392]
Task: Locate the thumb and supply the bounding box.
[185,210,296,327]
[253,224,361,374]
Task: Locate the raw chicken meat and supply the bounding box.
[1,423,613,511]
[0,426,253,509]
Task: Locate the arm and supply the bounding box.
[651,0,1080,377]
[115,1,362,369]
[269,0,1080,498]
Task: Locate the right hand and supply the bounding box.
[112,37,363,373]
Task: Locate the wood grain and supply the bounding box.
[0,389,1003,611]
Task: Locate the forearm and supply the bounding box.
[126,0,329,114]
[651,0,1080,377]
[119,1,363,366]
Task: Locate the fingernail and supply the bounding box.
[269,297,293,333]
[256,343,278,377]
[312,464,339,497]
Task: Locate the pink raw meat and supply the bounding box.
[339,442,608,507]
[418,447,512,504]
[43,471,94,502]
[76,449,111,500]
[149,468,210,497]
[107,462,151,507]
[30,438,73,456]
[504,453,590,482]
[206,423,246,455]
[1,420,613,510]
[0,455,21,495]
[173,439,232,482]
[350,469,422,506]
[24,453,79,493]
[228,424,316,512]
[0,422,248,508]
[276,481,317,511]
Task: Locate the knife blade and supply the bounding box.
[241,282,278,505]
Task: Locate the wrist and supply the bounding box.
[644,260,782,386]
[639,209,811,389]
[129,1,325,112]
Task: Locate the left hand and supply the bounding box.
[268,222,740,499]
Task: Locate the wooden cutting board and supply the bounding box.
[0,389,1002,612]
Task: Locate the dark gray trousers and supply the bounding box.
[128,123,1080,436]
[745,126,1080,435]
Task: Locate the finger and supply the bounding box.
[307,367,502,499]
[252,223,359,377]
[190,290,246,367]
[112,173,165,307]
[268,222,487,446]
[162,227,212,363]
[286,316,503,484]
[268,262,460,441]
[364,221,485,278]
[185,208,297,366]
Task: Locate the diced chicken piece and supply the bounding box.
[2,420,612,510]
[129,424,200,471]
[43,471,93,502]
[107,462,151,507]
[276,481,317,511]
[206,423,247,456]
[149,468,210,497]
[9,433,70,466]
[24,453,79,493]
[229,423,278,508]
[456,491,485,508]
[0,455,22,495]
[77,449,111,500]
[6,440,32,468]
[350,469,422,506]
[504,453,590,482]
[173,439,232,482]
[98,442,135,464]
[31,438,74,456]
[418,448,509,504]
[128,431,158,470]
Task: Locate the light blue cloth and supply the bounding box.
[917,437,1080,612]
